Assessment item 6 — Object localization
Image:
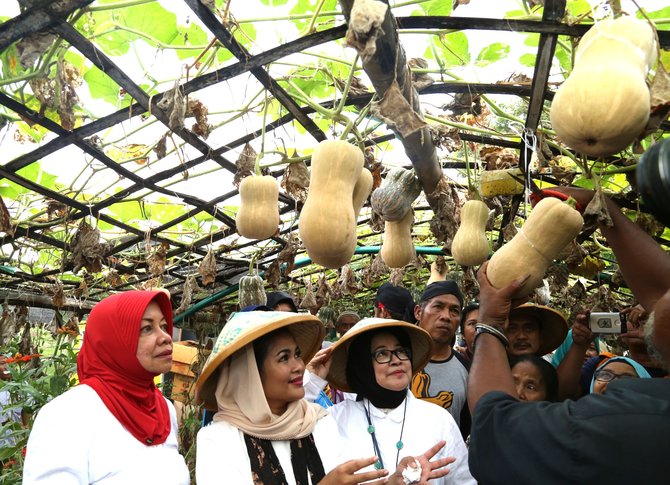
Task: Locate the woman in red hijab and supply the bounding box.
[23,290,189,484]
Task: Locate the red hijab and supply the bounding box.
[77,290,173,446]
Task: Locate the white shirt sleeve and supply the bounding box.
[303,370,328,402]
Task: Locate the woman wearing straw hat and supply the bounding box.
[195,311,452,484]
[23,290,189,484]
[322,318,477,485]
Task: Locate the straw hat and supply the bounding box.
[326,318,433,393]
[509,303,568,356]
[195,311,325,410]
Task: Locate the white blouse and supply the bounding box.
[196,412,344,485]
[329,391,476,484]
[23,384,189,485]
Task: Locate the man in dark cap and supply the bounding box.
[373,282,416,323]
[265,291,298,312]
[410,280,470,438]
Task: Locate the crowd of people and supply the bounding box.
[11,187,670,483]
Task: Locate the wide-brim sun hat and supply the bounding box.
[509,303,568,356]
[195,311,325,410]
[326,318,433,393]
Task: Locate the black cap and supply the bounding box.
[419,280,463,307]
[266,291,298,312]
[375,283,415,320]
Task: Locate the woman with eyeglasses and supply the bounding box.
[590,356,652,395]
[315,318,475,484]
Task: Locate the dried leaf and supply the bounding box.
[146,242,169,277]
[29,77,56,115]
[17,32,56,68]
[635,212,665,238]
[46,199,67,220]
[264,261,281,289]
[583,189,613,229]
[638,63,670,140]
[300,278,317,310]
[68,221,108,273]
[74,278,88,299]
[408,58,434,91]
[277,234,300,275]
[333,75,369,96]
[0,196,14,236]
[56,58,82,131]
[106,269,123,287]
[337,265,360,295]
[154,133,168,159]
[234,143,257,187]
[479,146,519,170]
[198,249,218,286]
[443,92,482,116]
[282,160,310,202]
[0,304,17,346]
[156,82,186,131]
[585,285,618,313]
[389,268,404,286]
[316,273,331,301]
[345,0,388,60]
[139,277,161,291]
[370,208,385,233]
[175,275,201,314]
[187,98,212,139]
[460,267,479,303]
[426,175,459,246]
[371,81,427,138]
[428,124,462,152]
[364,253,389,286]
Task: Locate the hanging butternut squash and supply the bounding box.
[380,209,415,268]
[550,17,657,157]
[451,199,490,267]
[235,175,280,240]
[299,140,364,269]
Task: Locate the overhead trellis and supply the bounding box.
[0,0,669,326]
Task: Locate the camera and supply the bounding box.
[589,312,627,334]
[637,138,670,227]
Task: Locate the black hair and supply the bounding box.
[460,302,480,333]
[253,328,293,374]
[509,354,559,402]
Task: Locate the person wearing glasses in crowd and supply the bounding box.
[589,356,651,395]
[322,318,476,484]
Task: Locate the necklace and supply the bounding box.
[364,396,408,470]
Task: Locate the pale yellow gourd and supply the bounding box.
[550,16,657,157]
[486,197,584,298]
[299,140,364,268]
[353,168,373,219]
[451,200,490,267]
[380,209,415,268]
[426,259,448,285]
[235,175,279,240]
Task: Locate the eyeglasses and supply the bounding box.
[370,348,412,364]
[594,369,637,383]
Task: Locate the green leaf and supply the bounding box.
[260,0,290,5]
[233,22,257,50]
[91,2,179,56]
[174,22,210,60]
[519,53,536,67]
[429,32,470,67]
[17,163,58,189]
[290,0,338,32]
[524,34,539,47]
[475,43,510,67]
[642,6,670,29]
[566,0,592,19]
[419,0,452,16]
[1,44,26,80]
